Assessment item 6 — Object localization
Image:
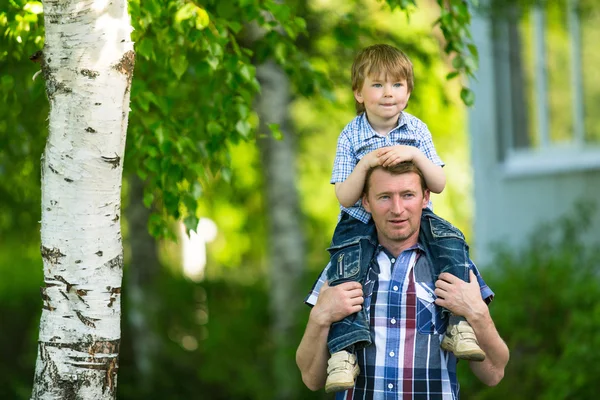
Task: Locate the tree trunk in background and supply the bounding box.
[256,60,305,400]
[32,0,134,398]
[125,175,161,392]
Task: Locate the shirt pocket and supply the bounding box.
[415,282,447,334]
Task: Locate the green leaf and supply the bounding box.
[446,71,460,80]
[235,120,251,138]
[170,54,188,79]
[175,3,198,23]
[195,8,210,30]
[24,2,43,14]
[460,87,475,107]
[267,123,283,140]
[143,189,154,208]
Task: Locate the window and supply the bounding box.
[492,0,600,176]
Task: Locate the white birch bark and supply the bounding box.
[256,60,305,400]
[32,0,134,398]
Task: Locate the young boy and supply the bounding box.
[324,44,485,393]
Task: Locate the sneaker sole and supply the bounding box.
[441,341,486,362]
[325,380,356,394]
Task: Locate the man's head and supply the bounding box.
[362,162,429,253]
[351,44,414,115]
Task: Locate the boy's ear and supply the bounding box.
[354,89,364,104]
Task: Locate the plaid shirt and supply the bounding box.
[331,112,444,223]
[305,245,494,400]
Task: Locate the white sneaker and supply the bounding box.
[325,350,360,393]
[441,319,486,361]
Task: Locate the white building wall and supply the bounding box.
[468,13,600,266]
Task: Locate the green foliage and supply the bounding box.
[0,240,42,400]
[381,0,479,106]
[458,202,600,399]
[124,0,329,239]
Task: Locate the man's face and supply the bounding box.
[362,169,429,250]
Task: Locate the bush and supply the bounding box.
[458,203,600,400]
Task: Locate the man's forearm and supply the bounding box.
[296,310,331,391]
[467,308,510,386]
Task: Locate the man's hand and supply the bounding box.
[433,270,486,320]
[377,145,417,167]
[310,281,364,327]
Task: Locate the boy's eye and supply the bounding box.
[393,82,404,87]
[372,83,382,88]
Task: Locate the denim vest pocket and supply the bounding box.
[415,282,447,334]
[426,215,465,241]
[326,242,361,283]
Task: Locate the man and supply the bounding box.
[296,162,509,399]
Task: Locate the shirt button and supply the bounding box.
[389,351,395,357]
[391,318,396,324]
[388,383,394,389]
[393,285,399,291]
[391,258,396,263]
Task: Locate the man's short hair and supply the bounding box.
[363,162,427,195]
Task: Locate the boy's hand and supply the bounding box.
[378,145,417,167]
[360,149,385,171]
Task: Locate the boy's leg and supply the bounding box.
[325,213,376,392]
[419,209,486,362]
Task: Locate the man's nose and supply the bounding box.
[390,197,404,214]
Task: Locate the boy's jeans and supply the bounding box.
[325,209,469,354]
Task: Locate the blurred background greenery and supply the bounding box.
[2,0,600,399]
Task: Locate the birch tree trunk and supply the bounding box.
[32,0,134,398]
[256,60,305,400]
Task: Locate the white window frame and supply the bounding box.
[495,0,600,178]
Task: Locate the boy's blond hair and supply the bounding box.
[351,44,414,115]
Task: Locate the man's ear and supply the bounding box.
[422,189,430,208]
[362,193,371,213]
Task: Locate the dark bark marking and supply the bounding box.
[107,287,121,308]
[64,178,73,182]
[29,50,43,63]
[46,208,51,211]
[80,69,99,78]
[95,251,103,257]
[104,254,123,269]
[41,246,66,264]
[85,127,96,133]
[54,275,74,292]
[50,200,58,206]
[59,290,69,301]
[40,287,56,311]
[48,164,58,174]
[101,154,120,169]
[75,310,98,328]
[112,214,119,222]
[75,260,82,264]
[94,102,101,106]
[113,50,135,79]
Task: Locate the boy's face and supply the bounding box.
[354,73,410,126]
